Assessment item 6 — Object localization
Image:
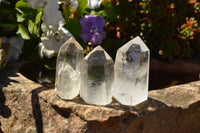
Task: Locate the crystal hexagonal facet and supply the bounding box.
[112,36,150,106]
[55,37,84,99]
[80,46,114,105]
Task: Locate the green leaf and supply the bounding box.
[16,13,25,22]
[17,24,30,40]
[28,20,35,34]
[43,56,57,70]
[16,0,33,13]
[21,11,37,21]
[35,8,43,24]
[28,20,40,37]
[66,19,81,37]
[16,0,37,21]
[0,9,14,14]
[44,64,56,70]
[77,0,88,15]
[27,9,42,37]
[99,2,118,22]
[0,23,18,30]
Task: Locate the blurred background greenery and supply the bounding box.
[0,0,199,68]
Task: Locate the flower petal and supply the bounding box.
[70,0,79,9]
[80,15,106,45]
[42,3,65,30]
[96,15,105,31]
[88,0,102,9]
[80,32,91,42]
[28,0,47,9]
[80,15,96,31]
[91,31,106,45]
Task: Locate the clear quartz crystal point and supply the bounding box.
[80,46,114,105]
[112,36,150,106]
[55,37,84,99]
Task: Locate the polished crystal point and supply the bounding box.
[80,46,114,105]
[55,37,84,99]
[112,36,150,106]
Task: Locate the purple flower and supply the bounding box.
[80,15,106,45]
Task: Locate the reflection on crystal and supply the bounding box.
[112,36,150,106]
[80,46,114,105]
[55,37,84,99]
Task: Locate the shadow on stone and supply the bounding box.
[0,104,11,118]
[0,62,19,119]
[105,97,168,114]
[19,62,55,87]
[0,86,10,118]
[0,121,2,133]
[53,93,168,114]
[31,86,51,133]
[69,95,89,105]
[51,105,72,118]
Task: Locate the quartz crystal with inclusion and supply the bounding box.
[55,37,84,99]
[80,46,114,105]
[112,36,150,106]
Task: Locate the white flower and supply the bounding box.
[28,0,47,9]
[28,0,74,58]
[39,23,72,58]
[69,0,79,9]
[46,0,59,9]
[58,0,79,9]
[42,0,65,30]
[28,0,64,30]
[88,0,102,9]
[28,0,59,9]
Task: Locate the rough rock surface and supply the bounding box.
[0,62,200,133]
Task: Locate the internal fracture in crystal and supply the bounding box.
[112,36,150,106]
[55,37,84,99]
[80,46,114,105]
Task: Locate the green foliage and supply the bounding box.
[75,0,200,59]
[179,17,200,40]
[15,0,43,39]
[1,0,200,66]
[0,23,18,31]
[43,56,57,70]
[66,19,81,38]
[14,0,43,66]
[0,0,18,36]
[28,9,42,37]
[17,24,30,39]
[77,0,88,16]
[97,1,118,22]
[160,39,179,58]
[135,0,200,59]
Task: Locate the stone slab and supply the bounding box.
[0,62,200,132]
